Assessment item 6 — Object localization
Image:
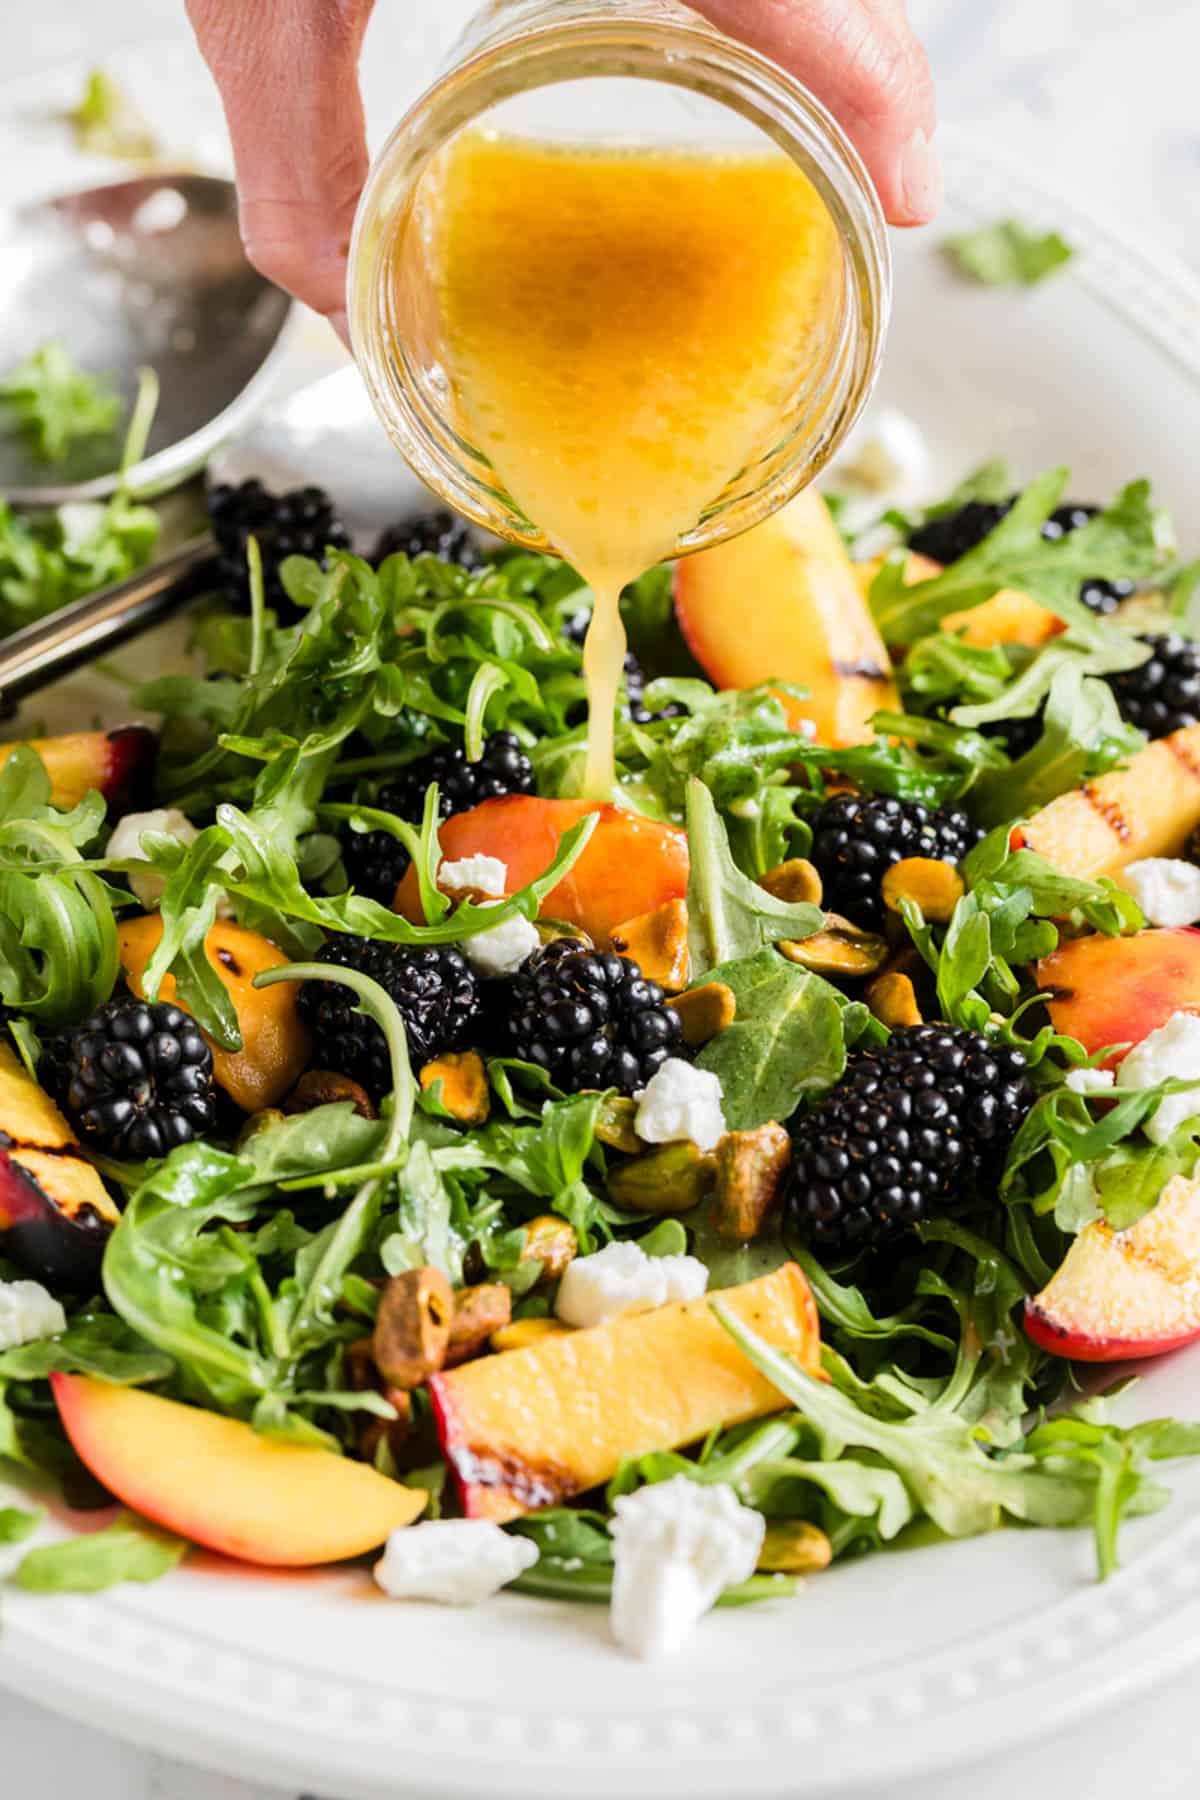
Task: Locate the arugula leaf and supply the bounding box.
[871,472,1161,648]
[12,1512,186,1593]
[0,1505,40,1545]
[65,68,161,160]
[971,662,1144,827]
[0,344,123,465]
[695,951,855,1130]
[945,220,1074,287]
[685,780,822,976]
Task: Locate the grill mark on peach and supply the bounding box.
[215,947,242,975]
[832,658,889,682]
[1079,783,1131,842]
[449,1443,577,1511]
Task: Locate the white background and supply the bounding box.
[3,0,1200,1796]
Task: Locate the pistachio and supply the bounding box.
[234,1108,285,1149]
[520,1214,579,1282]
[778,915,888,977]
[712,1122,791,1242]
[594,1093,643,1155]
[757,1520,833,1574]
[445,1283,513,1366]
[418,1050,489,1126]
[490,1317,572,1353]
[759,858,823,907]
[609,897,690,991]
[666,981,736,1048]
[282,1069,377,1120]
[865,969,923,1030]
[372,1266,454,1390]
[535,918,593,948]
[607,1141,717,1214]
[881,855,965,923]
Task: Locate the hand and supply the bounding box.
[185,0,938,339]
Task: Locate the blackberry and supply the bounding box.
[979,707,1045,760]
[297,939,482,1095]
[1104,634,1200,739]
[562,610,681,725]
[208,478,351,616]
[372,510,484,569]
[47,999,218,1160]
[785,1024,1033,1255]
[908,497,1132,616]
[808,793,982,931]
[505,939,682,1095]
[340,732,535,904]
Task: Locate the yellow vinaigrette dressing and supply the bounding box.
[408,132,843,797]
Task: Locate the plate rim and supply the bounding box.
[2,109,1200,1800]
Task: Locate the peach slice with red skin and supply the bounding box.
[0,727,157,813]
[0,1044,119,1287]
[673,488,898,746]
[393,795,689,944]
[1025,1172,1200,1361]
[429,1262,821,1523]
[1036,927,1200,1064]
[51,1374,427,1565]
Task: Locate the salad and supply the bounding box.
[3,454,1200,1657]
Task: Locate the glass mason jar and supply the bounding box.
[348,0,891,560]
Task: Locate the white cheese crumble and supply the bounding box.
[1065,1067,1116,1097]
[0,1280,67,1352]
[609,1477,764,1659]
[438,854,508,899]
[1117,1011,1200,1143]
[634,1057,726,1152]
[461,910,541,978]
[555,1239,708,1329]
[374,1520,538,1606]
[831,408,929,498]
[438,854,538,976]
[1122,858,1200,928]
[107,808,235,915]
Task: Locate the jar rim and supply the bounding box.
[348,7,891,556]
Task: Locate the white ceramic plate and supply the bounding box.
[4,23,1200,1798]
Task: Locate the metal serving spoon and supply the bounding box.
[0,171,295,506]
[0,366,439,710]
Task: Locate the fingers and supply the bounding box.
[690,0,940,226]
[185,0,377,333]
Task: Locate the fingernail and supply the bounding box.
[898,128,943,223]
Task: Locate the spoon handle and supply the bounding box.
[0,538,219,712]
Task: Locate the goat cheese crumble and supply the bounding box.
[609,1476,764,1659]
[555,1239,708,1329]
[374,1520,538,1606]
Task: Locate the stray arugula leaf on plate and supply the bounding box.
[0,343,123,465]
[945,219,1074,287]
[12,1511,186,1593]
[65,68,161,162]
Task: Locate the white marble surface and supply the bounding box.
[3,1,1199,1796]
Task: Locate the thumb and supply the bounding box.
[185,0,377,338]
[690,0,940,226]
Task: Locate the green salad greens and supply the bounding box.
[3,462,1200,1623]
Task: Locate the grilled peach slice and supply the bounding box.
[0,726,157,813]
[854,551,1061,651]
[673,489,897,745]
[393,795,689,944]
[1036,927,1200,1062]
[1025,1172,1200,1361]
[429,1263,820,1522]
[1015,724,1200,879]
[0,1044,118,1287]
[118,916,310,1112]
[52,1374,426,1565]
